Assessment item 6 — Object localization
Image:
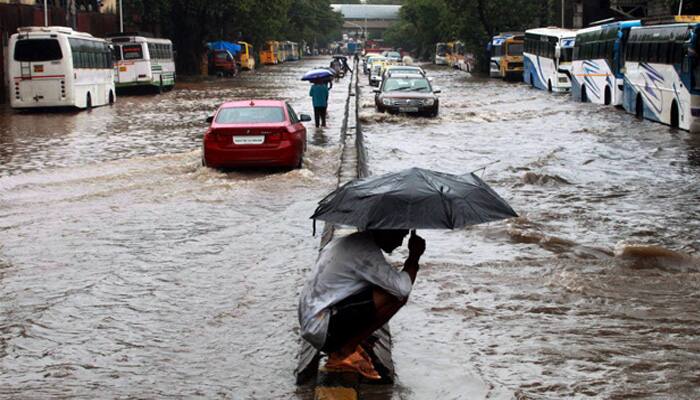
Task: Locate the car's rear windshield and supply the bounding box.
[216,106,285,124]
[387,52,401,58]
[383,77,431,93]
[14,39,63,62]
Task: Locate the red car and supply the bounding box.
[202,100,311,169]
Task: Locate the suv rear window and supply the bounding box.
[216,106,286,124]
[14,39,63,62]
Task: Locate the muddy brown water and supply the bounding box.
[1,58,699,399]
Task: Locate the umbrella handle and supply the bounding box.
[410,229,417,238]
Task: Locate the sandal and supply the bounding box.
[356,345,372,363]
[325,351,381,380]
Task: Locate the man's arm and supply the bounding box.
[403,230,425,284]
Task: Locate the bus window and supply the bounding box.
[123,44,143,60]
[508,42,523,56]
[14,39,63,62]
[112,45,122,61]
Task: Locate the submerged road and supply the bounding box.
[0,58,699,399]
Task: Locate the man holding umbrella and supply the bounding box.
[309,80,330,128]
[298,229,426,379]
[299,167,518,380]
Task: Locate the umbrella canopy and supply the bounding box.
[302,68,335,81]
[311,167,517,231]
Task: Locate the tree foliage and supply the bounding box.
[123,0,343,74]
[384,0,558,62]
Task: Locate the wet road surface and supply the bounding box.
[1,58,699,399]
[359,65,700,399]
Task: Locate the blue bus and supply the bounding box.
[622,16,700,132]
[523,27,577,92]
[571,20,641,105]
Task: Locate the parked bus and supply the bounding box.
[523,27,577,92]
[571,20,641,105]
[435,42,448,65]
[237,41,255,70]
[499,34,525,80]
[447,41,464,69]
[9,26,115,109]
[489,34,508,77]
[260,41,280,65]
[109,34,175,91]
[622,17,700,132]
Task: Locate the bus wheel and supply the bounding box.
[581,85,588,103]
[604,87,611,106]
[548,80,552,92]
[108,91,115,105]
[635,94,644,119]
[86,93,92,109]
[671,100,679,129]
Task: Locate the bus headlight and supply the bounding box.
[423,99,435,106]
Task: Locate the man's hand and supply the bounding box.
[408,230,425,259]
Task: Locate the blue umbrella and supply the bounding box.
[302,68,335,81]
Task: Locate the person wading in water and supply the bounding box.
[309,80,329,128]
[298,230,426,379]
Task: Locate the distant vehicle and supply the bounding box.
[363,54,383,74]
[382,65,426,81]
[374,74,440,117]
[109,33,175,92]
[488,34,511,78]
[571,20,641,105]
[260,41,280,65]
[382,51,402,62]
[210,50,238,76]
[622,17,700,132]
[9,26,115,109]
[283,41,300,61]
[523,27,576,92]
[448,41,469,71]
[435,42,448,65]
[499,34,524,80]
[237,41,256,70]
[202,100,312,169]
[369,57,389,86]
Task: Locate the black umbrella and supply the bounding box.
[311,167,518,232]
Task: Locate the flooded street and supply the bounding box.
[1,57,699,399]
[359,65,700,399]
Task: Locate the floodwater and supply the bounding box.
[359,65,700,399]
[0,57,698,399]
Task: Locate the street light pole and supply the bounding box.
[678,0,684,15]
[561,0,565,28]
[44,0,48,27]
[119,0,124,33]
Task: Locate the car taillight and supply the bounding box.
[266,132,283,141]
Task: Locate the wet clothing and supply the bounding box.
[310,83,329,108]
[298,231,413,350]
[321,287,375,353]
[314,107,327,127]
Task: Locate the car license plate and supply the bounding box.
[399,107,419,113]
[233,135,265,145]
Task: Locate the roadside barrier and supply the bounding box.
[295,58,394,400]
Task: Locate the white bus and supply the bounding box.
[523,27,577,92]
[489,35,507,77]
[108,34,175,92]
[8,26,115,109]
[622,18,700,132]
[571,20,640,105]
[435,42,448,65]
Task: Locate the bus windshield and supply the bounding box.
[507,43,523,56]
[14,39,63,62]
[122,44,143,60]
[436,44,447,56]
[492,45,505,57]
[216,106,286,124]
[560,47,573,62]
